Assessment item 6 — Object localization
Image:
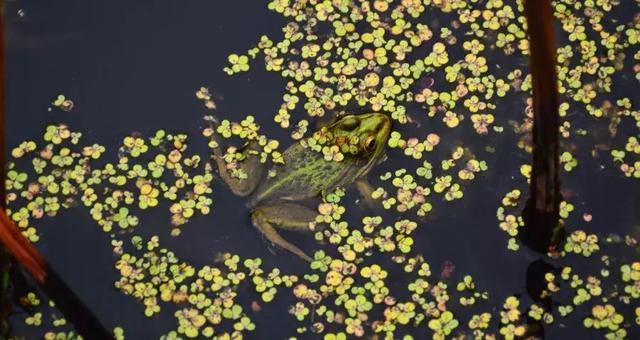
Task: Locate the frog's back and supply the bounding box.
[248,143,360,207]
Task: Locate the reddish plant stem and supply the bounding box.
[521,0,564,252]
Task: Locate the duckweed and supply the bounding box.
[6,0,640,338]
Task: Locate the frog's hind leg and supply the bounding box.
[206,117,264,196]
[251,203,317,262]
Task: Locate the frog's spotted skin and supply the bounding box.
[213,113,391,261]
[249,142,366,206]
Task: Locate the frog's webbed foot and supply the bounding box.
[205,117,263,197]
[251,203,317,262]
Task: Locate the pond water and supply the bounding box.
[2,0,639,339]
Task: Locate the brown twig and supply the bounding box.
[520,0,565,252]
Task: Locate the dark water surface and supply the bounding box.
[3,1,639,339]
[5,1,291,338]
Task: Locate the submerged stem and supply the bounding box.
[520,0,565,253]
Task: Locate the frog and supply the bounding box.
[209,113,391,261]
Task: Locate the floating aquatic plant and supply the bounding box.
[6,0,640,338]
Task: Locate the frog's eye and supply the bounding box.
[363,135,377,152]
[340,118,359,131]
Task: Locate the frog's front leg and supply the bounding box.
[251,203,317,262]
[207,118,264,196]
[355,178,378,208]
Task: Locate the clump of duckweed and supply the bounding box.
[494,169,639,338]
[498,296,526,340]
[494,168,639,339]
[282,189,504,339]
[611,134,640,178]
[583,304,626,338]
[113,235,297,338]
[51,94,74,112]
[6,123,217,238]
[621,262,640,298]
[203,114,285,168]
[370,145,487,216]
[7,290,124,339]
[564,230,600,257]
[228,0,639,181]
[228,0,530,152]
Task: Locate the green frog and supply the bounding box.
[210,113,391,261]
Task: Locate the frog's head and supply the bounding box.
[328,112,391,172]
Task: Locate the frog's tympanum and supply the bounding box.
[211,113,391,261]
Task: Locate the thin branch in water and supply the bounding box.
[520,0,565,252]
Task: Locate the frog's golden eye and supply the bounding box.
[363,135,376,152]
